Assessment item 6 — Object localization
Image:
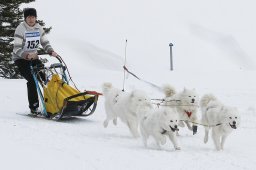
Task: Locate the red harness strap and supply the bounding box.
[86,91,103,96]
[185,111,192,118]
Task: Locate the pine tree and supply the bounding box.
[0,0,52,78]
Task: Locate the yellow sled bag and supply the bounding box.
[43,74,92,115]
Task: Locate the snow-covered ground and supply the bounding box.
[1,0,256,169]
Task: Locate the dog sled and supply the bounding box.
[30,55,101,120]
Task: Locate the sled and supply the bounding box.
[30,55,101,120]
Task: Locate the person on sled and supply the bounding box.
[12,8,58,115]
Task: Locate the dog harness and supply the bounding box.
[184,111,192,118]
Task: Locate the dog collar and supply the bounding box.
[161,129,167,134]
[185,111,192,118]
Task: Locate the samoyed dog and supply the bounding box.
[140,107,180,150]
[102,83,152,138]
[163,85,199,135]
[200,94,241,151]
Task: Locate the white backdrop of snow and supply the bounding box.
[1,0,256,170]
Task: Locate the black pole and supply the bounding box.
[169,43,173,71]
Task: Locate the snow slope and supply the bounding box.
[1,0,256,169]
[1,71,256,170]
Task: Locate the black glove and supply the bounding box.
[192,125,197,135]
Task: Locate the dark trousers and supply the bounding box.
[15,59,45,110]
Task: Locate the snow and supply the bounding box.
[1,0,256,169]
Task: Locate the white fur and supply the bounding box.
[163,85,199,134]
[102,83,152,138]
[200,94,241,151]
[140,107,180,150]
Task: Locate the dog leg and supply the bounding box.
[155,141,161,149]
[104,104,115,127]
[140,125,148,147]
[204,127,210,143]
[127,121,140,138]
[221,134,228,150]
[143,138,148,148]
[142,134,148,148]
[168,132,181,150]
[103,119,109,128]
[152,133,161,149]
[160,135,167,145]
[155,133,166,146]
[143,134,149,148]
[179,121,185,127]
[103,112,116,128]
[185,120,193,130]
[113,118,117,125]
[212,128,221,151]
[154,135,165,149]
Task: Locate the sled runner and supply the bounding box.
[30,55,101,120]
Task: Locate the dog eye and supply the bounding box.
[235,117,237,119]
[189,96,191,97]
[170,120,173,122]
[138,99,142,101]
[229,117,232,119]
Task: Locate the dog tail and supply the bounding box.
[200,94,217,108]
[102,82,113,95]
[162,84,176,97]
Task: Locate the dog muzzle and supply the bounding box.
[229,121,237,129]
[170,125,179,132]
[229,124,237,129]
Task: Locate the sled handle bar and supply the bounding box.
[49,63,66,70]
[31,63,66,72]
[54,55,62,64]
[38,53,62,63]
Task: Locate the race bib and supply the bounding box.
[24,31,40,52]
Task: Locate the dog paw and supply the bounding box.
[204,136,208,143]
[175,146,181,150]
[103,121,108,128]
[113,118,117,125]
[215,145,221,151]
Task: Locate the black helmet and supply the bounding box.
[24,8,37,19]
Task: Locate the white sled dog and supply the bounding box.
[102,83,152,138]
[140,107,180,150]
[163,85,199,135]
[200,94,240,151]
